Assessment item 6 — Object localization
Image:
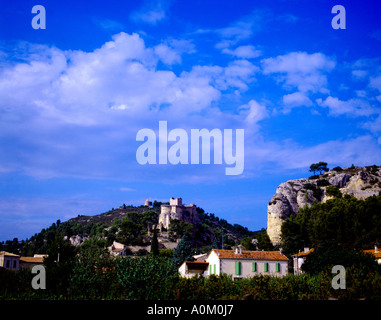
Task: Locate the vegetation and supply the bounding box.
[281,195,381,255]
[309,162,329,176]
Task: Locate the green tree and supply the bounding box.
[151,228,159,256]
[309,162,329,176]
[116,256,177,299]
[256,230,274,251]
[171,234,194,269]
[44,235,76,295]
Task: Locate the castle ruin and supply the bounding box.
[158,197,197,230]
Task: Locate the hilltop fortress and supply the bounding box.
[158,197,198,230]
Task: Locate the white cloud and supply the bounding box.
[0,32,262,181]
[222,45,262,59]
[239,99,268,125]
[370,75,381,92]
[261,51,335,93]
[282,91,313,112]
[316,96,376,117]
[130,0,171,25]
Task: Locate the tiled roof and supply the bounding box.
[291,248,315,257]
[20,257,44,263]
[0,251,20,257]
[363,249,381,259]
[210,249,288,261]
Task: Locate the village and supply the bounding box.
[1,197,381,282]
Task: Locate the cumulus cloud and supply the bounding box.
[316,96,376,117]
[0,32,261,181]
[282,91,313,112]
[261,51,335,93]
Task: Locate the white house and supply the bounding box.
[291,248,314,275]
[0,251,20,271]
[205,248,288,278]
[107,241,127,256]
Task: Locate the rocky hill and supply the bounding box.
[267,165,381,244]
[2,201,257,256]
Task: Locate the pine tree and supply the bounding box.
[171,234,194,268]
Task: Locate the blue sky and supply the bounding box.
[0,0,381,241]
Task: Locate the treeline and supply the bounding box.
[2,246,381,300]
[281,194,381,256]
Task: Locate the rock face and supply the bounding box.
[267,166,381,244]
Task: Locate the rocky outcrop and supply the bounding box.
[267,166,381,244]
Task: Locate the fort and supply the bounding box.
[158,197,198,230]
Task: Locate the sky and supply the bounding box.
[0,0,381,241]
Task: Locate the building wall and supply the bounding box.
[206,251,288,278]
[0,255,20,271]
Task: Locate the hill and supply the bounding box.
[267,164,381,244]
[1,201,259,256]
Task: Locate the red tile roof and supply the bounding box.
[20,257,44,264]
[210,249,288,261]
[363,249,381,259]
[291,248,315,257]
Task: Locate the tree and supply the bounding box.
[151,228,159,256]
[171,234,194,269]
[309,162,329,176]
[44,235,76,295]
[256,230,274,251]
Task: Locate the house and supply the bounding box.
[19,254,46,270]
[291,248,314,275]
[292,246,381,275]
[178,261,209,278]
[364,246,381,264]
[0,251,20,271]
[205,248,288,278]
[108,241,127,256]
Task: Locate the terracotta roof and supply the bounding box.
[20,257,44,264]
[209,249,288,261]
[363,249,381,259]
[291,248,315,257]
[0,251,20,257]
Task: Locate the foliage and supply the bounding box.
[171,234,195,269]
[168,219,194,240]
[116,256,178,300]
[309,162,329,176]
[325,185,342,198]
[43,235,77,295]
[256,230,274,251]
[302,243,380,275]
[70,247,123,299]
[281,195,381,254]
[151,228,159,256]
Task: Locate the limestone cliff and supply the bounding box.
[267,166,381,244]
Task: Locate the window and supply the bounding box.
[235,261,241,275]
[6,260,10,269]
[264,262,269,272]
[213,264,216,274]
[209,265,212,275]
[252,262,257,272]
[13,260,16,269]
[276,263,280,273]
